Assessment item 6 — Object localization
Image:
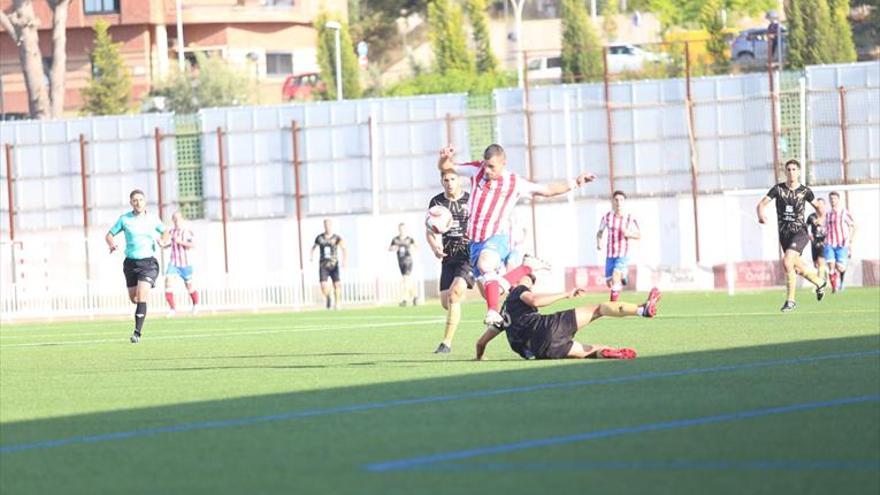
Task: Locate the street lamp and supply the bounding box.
[247,52,260,104]
[324,20,343,101]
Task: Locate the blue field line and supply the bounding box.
[364,394,880,473]
[412,459,880,472]
[1,349,878,454]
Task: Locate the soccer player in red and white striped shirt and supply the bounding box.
[437,144,596,326]
[162,211,199,316]
[825,191,857,292]
[596,191,640,301]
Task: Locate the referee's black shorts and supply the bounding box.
[123,257,159,288]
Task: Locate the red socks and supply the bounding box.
[165,291,176,309]
[485,281,501,311]
[503,265,533,285]
[190,291,199,305]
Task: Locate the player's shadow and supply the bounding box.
[2,334,878,494]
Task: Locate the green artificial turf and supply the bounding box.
[1,288,878,494]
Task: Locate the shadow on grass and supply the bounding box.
[1,335,879,494]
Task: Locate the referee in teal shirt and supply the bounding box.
[106,189,168,343]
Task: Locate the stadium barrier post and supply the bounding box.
[291,120,306,305]
[4,143,14,245]
[4,143,17,286]
[444,113,453,146]
[684,41,702,264]
[154,127,165,221]
[838,86,851,209]
[216,127,230,274]
[603,46,616,197]
[522,53,539,257]
[79,133,93,312]
[767,40,781,184]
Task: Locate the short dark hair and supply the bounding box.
[784,159,801,169]
[129,189,145,199]
[829,191,840,199]
[526,273,536,284]
[612,190,626,199]
[483,144,505,160]
[815,197,825,203]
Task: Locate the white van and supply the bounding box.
[526,55,562,83]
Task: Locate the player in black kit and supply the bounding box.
[389,223,418,307]
[310,218,347,310]
[474,273,661,360]
[807,197,829,286]
[427,170,474,354]
[756,159,827,312]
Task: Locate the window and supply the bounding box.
[266,53,293,76]
[84,0,119,14]
[547,57,562,69]
[263,0,294,5]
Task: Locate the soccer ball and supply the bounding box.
[425,205,453,234]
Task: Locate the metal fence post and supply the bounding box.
[767,47,781,183]
[603,46,616,197]
[684,42,702,265]
[291,120,305,302]
[154,127,165,221]
[216,126,230,273]
[523,62,538,257]
[838,86,851,208]
[4,143,16,285]
[79,134,92,283]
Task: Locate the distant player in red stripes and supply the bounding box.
[825,191,857,293]
[596,190,640,301]
[162,211,199,316]
[437,144,596,327]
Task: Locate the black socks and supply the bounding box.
[135,302,147,334]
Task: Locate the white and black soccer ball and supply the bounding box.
[425,205,453,234]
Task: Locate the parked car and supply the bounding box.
[730,28,787,64]
[526,55,562,83]
[526,44,668,83]
[606,44,668,73]
[281,72,325,101]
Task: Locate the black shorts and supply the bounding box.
[440,255,474,291]
[811,242,826,263]
[398,256,413,276]
[521,309,579,360]
[319,263,340,283]
[779,229,809,254]
[123,257,159,288]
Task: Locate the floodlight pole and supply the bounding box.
[509,0,525,88]
[176,0,185,71]
[325,21,343,101]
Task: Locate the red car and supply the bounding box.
[281,73,325,101]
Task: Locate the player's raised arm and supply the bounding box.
[437,146,456,173]
[528,172,597,198]
[475,327,501,360]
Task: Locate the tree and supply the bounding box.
[151,54,252,113]
[602,0,620,41]
[560,0,603,83]
[787,0,835,67]
[699,0,729,73]
[641,0,776,31]
[463,0,497,73]
[316,13,362,100]
[427,0,474,74]
[0,0,71,119]
[827,0,857,62]
[81,19,131,115]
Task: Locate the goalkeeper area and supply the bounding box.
[1,288,878,494]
